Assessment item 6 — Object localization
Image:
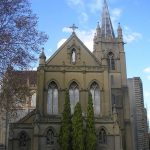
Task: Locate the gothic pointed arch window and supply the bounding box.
[90,82,100,115]
[108,52,115,70]
[99,128,107,144]
[69,81,79,113]
[19,131,28,147]
[71,48,76,63]
[47,81,58,115]
[46,129,55,145]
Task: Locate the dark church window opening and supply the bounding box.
[90,82,100,115]
[112,94,116,105]
[71,48,76,63]
[69,81,79,113]
[19,131,28,147]
[108,52,115,70]
[47,81,58,115]
[46,129,55,145]
[99,128,107,144]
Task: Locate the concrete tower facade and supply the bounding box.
[128,77,149,150]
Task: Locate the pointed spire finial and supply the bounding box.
[101,0,115,38]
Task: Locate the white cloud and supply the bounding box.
[144,91,150,98]
[144,67,150,73]
[58,27,95,51]
[143,67,150,80]
[77,29,95,51]
[111,8,122,27]
[62,27,72,33]
[57,39,67,49]
[147,76,150,80]
[123,27,142,43]
[66,0,88,24]
[79,12,89,24]
[88,0,103,13]
[124,32,142,43]
[66,0,84,8]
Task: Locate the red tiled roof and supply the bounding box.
[14,71,37,85]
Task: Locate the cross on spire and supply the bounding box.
[69,24,78,33]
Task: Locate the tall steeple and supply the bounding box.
[101,0,115,38]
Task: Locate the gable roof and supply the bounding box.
[46,32,101,65]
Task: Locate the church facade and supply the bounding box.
[8,0,133,150]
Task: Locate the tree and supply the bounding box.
[59,91,72,150]
[0,66,30,120]
[0,0,48,78]
[0,0,48,121]
[0,66,31,149]
[86,93,97,150]
[72,102,84,150]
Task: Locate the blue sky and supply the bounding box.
[31,0,150,119]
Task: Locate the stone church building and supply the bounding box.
[8,0,133,150]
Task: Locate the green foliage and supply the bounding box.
[72,102,84,150]
[59,91,72,150]
[86,93,96,150]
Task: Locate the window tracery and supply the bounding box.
[46,129,55,145]
[99,128,107,144]
[19,131,28,147]
[90,82,100,115]
[69,82,79,113]
[47,81,58,115]
[108,52,115,70]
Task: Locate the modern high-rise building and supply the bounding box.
[128,77,149,150]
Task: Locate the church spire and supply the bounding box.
[101,0,115,38]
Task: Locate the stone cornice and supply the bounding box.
[43,65,106,72]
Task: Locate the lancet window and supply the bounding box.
[19,131,28,147]
[69,82,79,113]
[46,129,55,145]
[99,128,107,144]
[90,82,100,115]
[108,52,115,70]
[47,81,58,115]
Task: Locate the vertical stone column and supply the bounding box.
[36,69,45,115]
[103,68,110,116]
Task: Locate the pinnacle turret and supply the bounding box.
[96,22,101,38]
[39,47,46,66]
[117,23,123,39]
[101,0,115,38]
[39,47,46,59]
